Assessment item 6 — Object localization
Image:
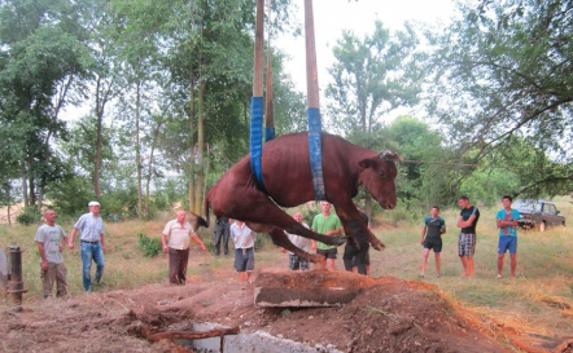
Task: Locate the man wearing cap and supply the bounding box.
[161,210,207,285]
[68,201,106,292]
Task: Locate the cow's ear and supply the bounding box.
[359,158,375,169]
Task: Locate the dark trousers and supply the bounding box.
[41,263,67,298]
[168,248,189,285]
[343,239,369,275]
[213,225,230,256]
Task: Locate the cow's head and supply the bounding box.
[358,150,399,209]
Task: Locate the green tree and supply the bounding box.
[428,0,573,194]
[0,0,91,206]
[326,20,423,135]
[326,21,423,217]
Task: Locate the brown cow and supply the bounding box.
[197,132,399,263]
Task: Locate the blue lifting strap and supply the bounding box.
[265,127,275,141]
[250,96,267,192]
[307,107,326,200]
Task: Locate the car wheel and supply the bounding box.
[539,221,546,232]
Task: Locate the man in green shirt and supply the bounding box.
[311,201,343,271]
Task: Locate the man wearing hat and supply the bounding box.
[68,201,106,291]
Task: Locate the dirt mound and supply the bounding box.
[1,269,565,353]
[248,271,506,353]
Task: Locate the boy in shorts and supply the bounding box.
[496,195,521,279]
[419,206,446,278]
[230,220,256,284]
[311,202,343,271]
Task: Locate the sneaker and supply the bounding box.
[496,274,503,279]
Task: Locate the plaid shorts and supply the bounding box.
[288,254,309,271]
[458,233,476,257]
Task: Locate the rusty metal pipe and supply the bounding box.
[7,246,26,306]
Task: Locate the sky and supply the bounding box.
[274,0,458,106]
[62,0,458,123]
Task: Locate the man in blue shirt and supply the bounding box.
[496,195,521,279]
[68,201,106,291]
[419,206,446,278]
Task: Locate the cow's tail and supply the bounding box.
[201,196,211,228]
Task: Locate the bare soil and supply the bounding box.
[1,267,571,353]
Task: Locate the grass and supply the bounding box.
[1,198,572,337]
[368,196,573,337]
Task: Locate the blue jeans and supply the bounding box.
[80,241,105,291]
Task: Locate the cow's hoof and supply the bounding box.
[331,236,347,246]
[310,255,325,264]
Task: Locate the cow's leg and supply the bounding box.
[332,200,385,251]
[227,190,346,246]
[246,222,324,264]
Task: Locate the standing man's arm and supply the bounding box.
[36,242,48,271]
[310,216,318,251]
[326,217,343,236]
[420,226,427,244]
[100,232,106,253]
[458,215,477,228]
[325,227,342,236]
[161,221,171,253]
[59,228,68,252]
[161,233,169,253]
[191,232,207,251]
[497,218,519,228]
[68,228,78,249]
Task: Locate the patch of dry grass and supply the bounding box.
[1,197,572,338]
[366,196,573,337]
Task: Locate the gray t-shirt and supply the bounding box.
[35,224,66,264]
[74,213,105,242]
[230,223,256,249]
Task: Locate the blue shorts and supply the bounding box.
[498,236,517,255]
[234,247,255,272]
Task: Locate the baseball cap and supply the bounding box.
[88,201,101,207]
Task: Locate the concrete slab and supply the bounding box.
[253,270,374,308]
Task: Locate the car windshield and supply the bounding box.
[513,200,541,212]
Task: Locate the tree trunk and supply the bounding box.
[21,168,28,207]
[187,84,196,211]
[94,77,103,198]
[93,74,115,198]
[144,119,163,218]
[135,81,143,218]
[28,157,36,206]
[194,79,206,216]
[7,203,11,226]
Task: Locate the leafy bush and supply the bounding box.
[300,203,320,226]
[16,206,42,225]
[384,205,416,226]
[137,233,162,257]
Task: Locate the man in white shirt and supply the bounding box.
[230,220,256,283]
[161,210,207,285]
[285,211,311,271]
